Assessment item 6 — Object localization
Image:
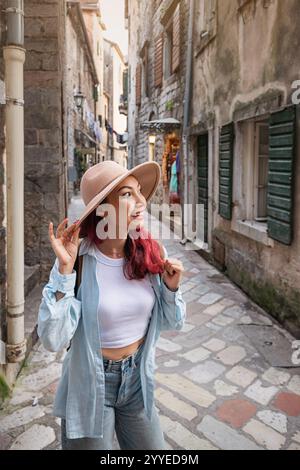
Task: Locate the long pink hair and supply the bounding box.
[79,207,165,280]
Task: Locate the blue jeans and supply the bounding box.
[61,341,166,450]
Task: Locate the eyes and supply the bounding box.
[121,188,143,198]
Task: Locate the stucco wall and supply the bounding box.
[191,0,300,335]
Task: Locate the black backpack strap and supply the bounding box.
[74,253,83,298]
[66,253,83,353]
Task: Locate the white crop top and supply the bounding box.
[88,242,156,348]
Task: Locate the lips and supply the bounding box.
[131,213,144,220]
[131,209,145,219]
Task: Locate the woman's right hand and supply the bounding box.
[48,218,81,274]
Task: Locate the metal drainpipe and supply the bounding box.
[181,0,195,242]
[3,1,26,365]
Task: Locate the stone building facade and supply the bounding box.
[188,0,300,336]
[79,1,108,164]
[23,0,68,278]
[103,39,128,167]
[65,1,101,202]
[127,0,300,335]
[23,0,102,279]
[0,0,106,390]
[126,0,189,208]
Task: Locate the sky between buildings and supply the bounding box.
[101,0,128,59]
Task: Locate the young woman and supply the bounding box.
[38,160,186,450]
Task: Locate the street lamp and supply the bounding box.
[74,89,85,111]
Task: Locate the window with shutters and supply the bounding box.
[157,1,181,83]
[162,3,180,80]
[140,42,149,99]
[233,108,296,246]
[172,3,180,73]
[236,117,270,224]
[232,116,274,246]
[254,123,269,222]
[142,57,149,98]
[196,0,217,55]
[267,106,296,245]
[122,69,128,104]
[135,63,142,107]
[154,34,164,88]
[164,22,173,80]
[219,123,234,221]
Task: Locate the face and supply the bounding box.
[97,176,147,238]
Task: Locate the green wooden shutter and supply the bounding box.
[123,69,128,103]
[219,123,234,220]
[93,84,99,102]
[197,134,209,243]
[267,106,296,245]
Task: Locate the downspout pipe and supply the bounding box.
[3,1,26,365]
[181,0,195,242]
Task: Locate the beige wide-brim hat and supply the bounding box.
[76,160,161,228]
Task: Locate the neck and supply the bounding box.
[97,238,127,257]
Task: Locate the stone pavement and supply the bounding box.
[0,201,300,450]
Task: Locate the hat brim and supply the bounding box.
[76,161,161,228]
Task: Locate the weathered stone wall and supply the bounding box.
[65,6,97,201]
[24,0,66,280]
[128,0,189,207]
[191,0,300,335]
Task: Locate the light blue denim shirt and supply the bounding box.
[37,239,186,439]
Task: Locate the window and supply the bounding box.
[196,0,217,53]
[227,106,296,246]
[122,69,128,103]
[231,116,273,246]
[254,123,269,221]
[159,1,181,81]
[239,117,270,224]
[135,63,142,106]
[172,3,180,73]
[154,34,164,88]
[142,56,148,98]
[164,23,173,79]
[140,42,149,98]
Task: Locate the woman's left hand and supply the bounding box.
[162,258,184,292]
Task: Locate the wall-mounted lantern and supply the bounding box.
[74,89,85,111]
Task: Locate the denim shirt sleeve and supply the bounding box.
[37,258,82,352]
[159,245,186,331]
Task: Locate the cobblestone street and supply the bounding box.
[0,204,300,450]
